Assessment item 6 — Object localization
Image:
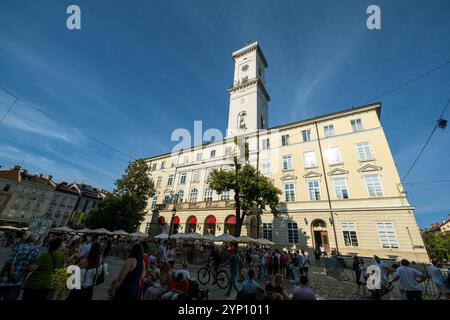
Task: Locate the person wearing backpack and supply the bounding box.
[22,238,66,301]
[66,242,105,300]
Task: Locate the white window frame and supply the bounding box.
[262,138,270,150]
[326,147,343,165]
[333,177,349,199]
[151,196,158,209]
[196,153,202,162]
[189,188,198,203]
[220,190,230,201]
[192,170,200,183]
[203,188,213,202]
[364,175,384,198]
[356,142,374,161]
[304,151,317,168]
[307,180,321,201]
[262,223,273,241]
[282,155,293,171]
[210,149,216,158]
[376,222,399,249]
[156,177,162,188]
[179,172,187,184]
[262,160,271,174]
[281,134,290,146]
[341,222,359,247]
[302,129,311,142]
[167,175,173,186]
[351,119,363,132]
[161,161,165,170]
[284,182,296,202]
[324,125,335,137]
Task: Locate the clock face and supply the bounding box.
[241,64,249,72]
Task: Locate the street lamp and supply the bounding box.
[167,192,178,244]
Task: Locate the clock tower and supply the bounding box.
[226,42,270,137]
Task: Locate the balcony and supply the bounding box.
[158,200,235,211]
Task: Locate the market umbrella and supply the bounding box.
[154,232,169,240]
[256,238,275,246]
[112,230,129,236]
[130,231,148,239]
[92,228,112,235]
[237,235,256,243]
[203,234,218,242]
[76,228,93,234]
[51,226,74,233]
[184,232,204,240]
[216,233,238,242]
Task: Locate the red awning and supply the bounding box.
[226,216,236,224]
[187,216,197,224]
[173,216,180,225]
[205,216,216,224]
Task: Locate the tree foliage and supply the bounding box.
[208,156,281,237]
[86,159,155,233]
[422,231,450,262]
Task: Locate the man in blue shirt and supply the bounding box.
[242,268,262,295]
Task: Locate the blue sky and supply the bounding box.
[0,0,449,227]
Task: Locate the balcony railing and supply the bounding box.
[157,200,235,211]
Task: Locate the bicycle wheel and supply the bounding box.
[197,267,211,285]
[216,270,230,289]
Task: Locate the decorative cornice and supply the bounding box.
[228,78,271,101]
[303,171,322,179]
[358,164,383,173]
[327,168,349,176]
[280,174,297,181]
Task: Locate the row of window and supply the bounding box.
[150,119,366,171]
[151,188,231,208]
[283,174,383,202]
[262,221,399,249]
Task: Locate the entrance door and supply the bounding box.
[312,220,330,254]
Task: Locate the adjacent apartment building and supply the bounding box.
[140,42,428,262]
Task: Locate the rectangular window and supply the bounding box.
[156,177,162,188]
[356,142,374,161]
[262,160,271,174]
[308,180,321,201]
[220,190,230,200]
[204,188,213,202]
[282,155,293,171]
[342,222,359,247]
[364,175,383,198]
[167,175,173,186]
[192,170,200,183]
[210,150,216,158]
[151,163,157,171]
[284,183,296,202]
[333,178,349,199]
[262,138,270,150]
[172,157,178,167]
[326,147,343,165]
[180,172,187,184]
[377,222,399,249]
[225,147,233,159]
[184,156,189,164]
[151,196,157,209]
[161,161,165,170]
[281,134,290,146]
[302,129,311,142]
[196,153,202,162]
[262,223,273,241]
[324,125,335,137]
[351,119,363,132]
[287,222,299,244]
[163,195,170,204]
[304,151,317,168]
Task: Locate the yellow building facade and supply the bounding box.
[140,42,429,263]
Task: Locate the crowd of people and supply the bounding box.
[0,230,449,301]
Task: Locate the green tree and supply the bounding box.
[86,159,155,233]
[422,231,450,262]
[208,151,281,237]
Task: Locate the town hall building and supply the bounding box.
[140,42,429,263]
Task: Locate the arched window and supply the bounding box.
[204,215,217,235]
[204,188,213,202]
[189,188,198,203]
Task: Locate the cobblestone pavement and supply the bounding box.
[0,247,430,300]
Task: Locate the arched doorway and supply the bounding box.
[172,216,180,234]
[224,215,236,235]
[311,219,330,254]
[204,215,217,235]
[186,216,197,233]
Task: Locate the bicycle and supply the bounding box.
[197,260,230,289]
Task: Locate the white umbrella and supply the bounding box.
[177,232,203,240]
[92,228,112,235]
[170,233,182,240]
[77,228,93,234]
[130,231,148,239]
[237,235,256,243]
[216,233,238,242]
[51,226,74,233]
[0,225,20,231]
[256,238,275,246]
[112,230,129,236]
[154,232,169,240]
